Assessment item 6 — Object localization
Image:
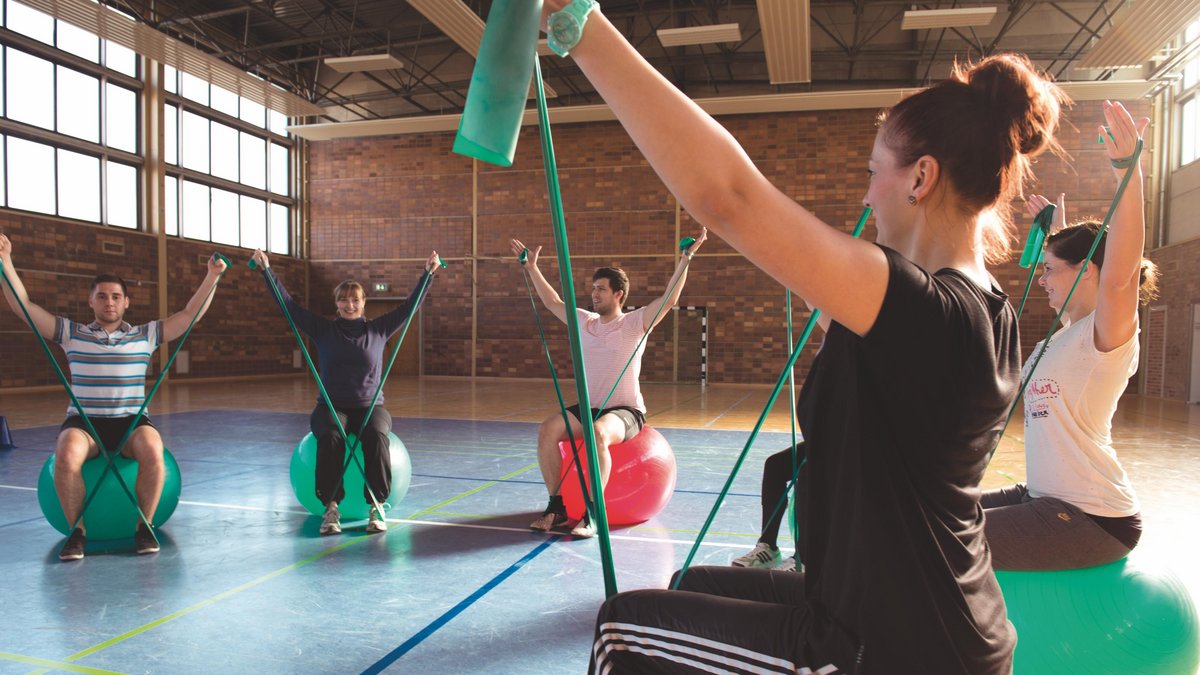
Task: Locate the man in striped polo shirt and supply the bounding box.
[0,234,226,561]
[510,229,706,538]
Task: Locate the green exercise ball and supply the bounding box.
[289,432,411,520]
[37,449,182,540]
[997,556,1200,674]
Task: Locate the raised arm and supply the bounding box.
[376,251,441,336]
[510,238,568,324]
[0,234,58,339]
[641,228,707,332]
[161,253,227,342]
[540,4,887,335]
[1025,193,1067,234]
[1093,101,1149,353]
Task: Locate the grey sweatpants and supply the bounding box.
[981,483,1132,571]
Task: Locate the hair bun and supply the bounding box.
[962,54,1065,157]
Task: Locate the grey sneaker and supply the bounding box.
[570,516,596,538]
[366,506,388,533]
[319,502,341,535]
[59,528,86,561]
[776,556,799,573]
[731,542,782,568]
[530,505,569,532]
[135,523,160,555]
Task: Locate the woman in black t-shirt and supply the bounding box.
[538,3,1067,672]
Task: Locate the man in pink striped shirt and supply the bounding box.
[510,230,706,537]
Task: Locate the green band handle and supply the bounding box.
[1018,205,1055,269]
[452,0,541,167]
[211,252,231,267]
[679,237,696,251]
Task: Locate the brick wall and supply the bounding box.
[307,100,1155,387]
[1146,237,1200,400]
[0,212,307,389]
[4,100,1168,394]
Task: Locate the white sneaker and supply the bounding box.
[731,542,781,568]
[319,502,341,535]
[366,506,388,533]
[776,556,799,573]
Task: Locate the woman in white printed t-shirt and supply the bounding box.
[982,100,1159,571]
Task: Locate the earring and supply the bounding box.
[907,195,917,206]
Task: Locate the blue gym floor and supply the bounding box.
[0,410,794,674]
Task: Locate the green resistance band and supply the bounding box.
[1,252,230,544]
[785,291,802,552]
[533,56,619,598]
[672,206,871,589]
[252,260,387,515]
[515,257,597,522]
[547,235,701,500]
[987,136,1143,464]
[1015,204,1056,317]
[251,258,441,517]
[339,266,440,510]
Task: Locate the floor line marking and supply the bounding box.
[31,464,555,668]
[360,537,560,674]
[402,462,540,519]
[0,651,125,675]
[702,392,755,429]
[53,534,375,666]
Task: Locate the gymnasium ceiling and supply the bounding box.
[98,0,1196,125]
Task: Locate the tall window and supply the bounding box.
[0,0,140,226]
[1,0,295,254]
[1179,19,1200,166]
[163,66,293,254]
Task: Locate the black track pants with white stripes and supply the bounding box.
[589,566,860,674]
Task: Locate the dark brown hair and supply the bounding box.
[1046,221,1160,303]
[592,267,629,306]
[878,54,1067,263]
[91,274,128,296]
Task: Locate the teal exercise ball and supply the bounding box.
[37,449,182,540]
[289,432,411,520]
[997,556,1200,674]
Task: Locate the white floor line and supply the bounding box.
[3,487,761,551]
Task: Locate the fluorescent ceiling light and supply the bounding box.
[324,53,405,73]
[758,0,811,84]
[901,7,998,30]
[657,23,742,48]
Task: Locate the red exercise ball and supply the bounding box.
[558,426,676,525]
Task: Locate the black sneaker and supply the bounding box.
[135,523,160,555]
[59,528,86,561]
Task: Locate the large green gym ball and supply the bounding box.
[289,432,412,520]
[997,556,1200,674]
[37,450,182,540]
